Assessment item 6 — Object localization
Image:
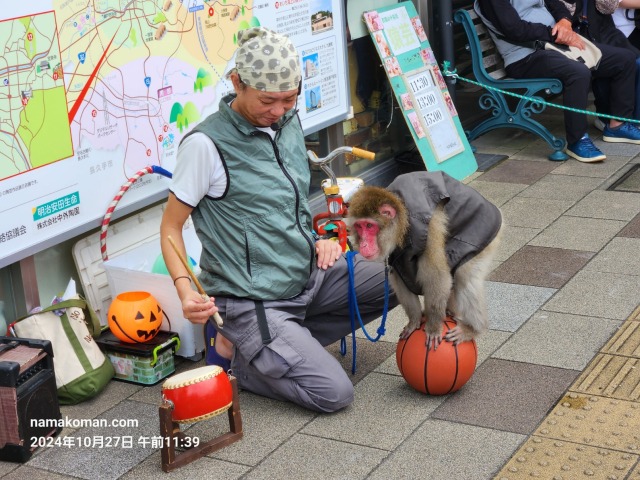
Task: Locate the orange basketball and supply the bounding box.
[396,317,477,395]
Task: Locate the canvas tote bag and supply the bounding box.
[542,37,603,70]
[10,295,114,404]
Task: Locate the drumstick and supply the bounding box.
[167,235,223,327]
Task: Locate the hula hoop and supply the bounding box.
[100,165,172,261]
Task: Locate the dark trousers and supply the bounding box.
[592,56,640,121]
[215,254,398,413]
[629,28,640,51]
[507,42,637,144]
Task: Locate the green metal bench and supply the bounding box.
[454,7,568,161]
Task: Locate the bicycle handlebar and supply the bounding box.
[350,147,376,161]
[306,146,375,166]
[307,146,375,188]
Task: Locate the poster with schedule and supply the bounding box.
[364,1,477,179]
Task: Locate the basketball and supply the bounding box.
[396,317,478,395]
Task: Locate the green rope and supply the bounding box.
[441,61,640,124]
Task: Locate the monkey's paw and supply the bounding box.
[399,319,422,339]
[424,330,443,351]
[399,325,419,339]
[444,323,475,345]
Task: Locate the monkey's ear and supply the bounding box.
[379,203,396,219]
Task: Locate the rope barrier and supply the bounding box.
[441,61,640,125]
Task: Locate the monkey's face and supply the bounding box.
[347,186,408,261]
[352,218,382,260]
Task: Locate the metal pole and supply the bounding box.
[439,0,456,102]
[319,124,347,176]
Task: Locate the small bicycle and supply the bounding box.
[307,146,375,251]
[308,146,390,374]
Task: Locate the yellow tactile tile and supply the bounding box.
[629,462,640,480]
[572,318,640,401]
[495,436,638,480]
[495,306,640,480]
[601,320,640,357]
[534,393,640,454]
[572,354,640,401]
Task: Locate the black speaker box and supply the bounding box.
[0,337,62,463]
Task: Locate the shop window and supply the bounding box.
[306,34,423,197]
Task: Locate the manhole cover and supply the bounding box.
[476,153,507,172]
[608,164,640,192]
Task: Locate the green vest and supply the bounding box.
[186,95,314,299]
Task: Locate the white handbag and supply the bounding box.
[543,37,603,70]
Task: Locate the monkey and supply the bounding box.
[346,171,502,350]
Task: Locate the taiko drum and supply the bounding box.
[396,317,478,395]
[162,365,232,423]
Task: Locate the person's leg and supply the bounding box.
[304,254,398,346]
[212,255,396,413]
[596,45,640,122]
[629,28,640,52]
[594,43,636,124]
[506,50,591,145]
[205,321,232,371]
[215,293,356,413]
[591,77,611,128]
[214,328,233,358]
[634,57,640,119]
[593,43,640,142]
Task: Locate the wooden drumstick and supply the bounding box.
[167,235,223,327]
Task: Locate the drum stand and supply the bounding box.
[159,375,243,472]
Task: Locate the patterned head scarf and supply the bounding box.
[231,27,301,92]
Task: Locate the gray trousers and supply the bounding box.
[214,254,397,413]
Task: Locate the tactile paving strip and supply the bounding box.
[494,306,640,479]
[535,393,640,453]
[602,320,640,357]
[573,353,640,401]
[630,306,640,323]
[572,318,640,401]
[495,436,637,480]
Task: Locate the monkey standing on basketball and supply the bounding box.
[346,171,502,350]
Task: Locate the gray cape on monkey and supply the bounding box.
[386,171,502,295]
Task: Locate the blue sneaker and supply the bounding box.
[205,321,231,372]
[603,122,640,144]
[565,134,606,163]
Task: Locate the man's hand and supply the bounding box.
[179,288,219,324]
[551,18,585,49]
[315,238,343,270]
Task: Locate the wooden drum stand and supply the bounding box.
[159,370,243,472]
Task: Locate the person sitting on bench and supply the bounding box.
[475,0,640,163]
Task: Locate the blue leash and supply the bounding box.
[341,250,390,374]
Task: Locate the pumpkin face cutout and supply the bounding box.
[108,291,163,343]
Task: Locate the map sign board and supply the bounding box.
[364,1,477,180]
[0,0,349,268]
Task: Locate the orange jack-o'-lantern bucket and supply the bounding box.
[107,291,163,343]
[162,366,233,423]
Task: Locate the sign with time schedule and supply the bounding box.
[364,1,477,180]
[404,67,464,162]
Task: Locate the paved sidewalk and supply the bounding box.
[2,110,640,479]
